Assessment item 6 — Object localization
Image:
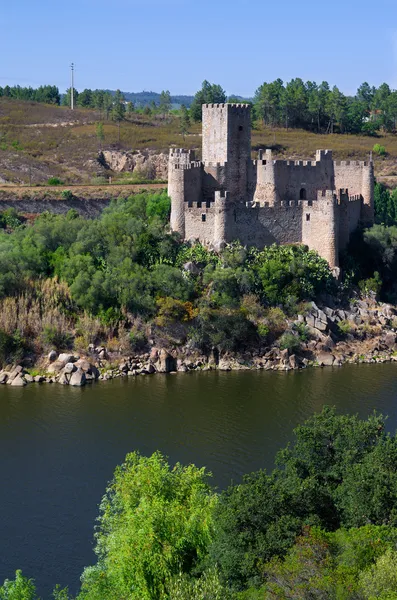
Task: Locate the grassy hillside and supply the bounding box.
[0,97,396,186]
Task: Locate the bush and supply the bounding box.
[373,143,386,156]
[190,308,257,352]
[279,331,301,354]
[61,189,76,201]
[128,327,147,351]
[358,271,382,297]
[47,177,64,186]
[41,325,73,350]
[338,319,354,337]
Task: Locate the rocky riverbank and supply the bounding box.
[1,298,397,387]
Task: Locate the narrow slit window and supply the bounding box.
[306,213,310,222]
[201,214,206,222]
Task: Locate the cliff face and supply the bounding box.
[100,150,168,179]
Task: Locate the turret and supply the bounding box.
[214,190,230,250]
[168,149,202,238]
[302,190,339,268]
[361,158,374,225]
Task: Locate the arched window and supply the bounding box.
[299,188,307,200]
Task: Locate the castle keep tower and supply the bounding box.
[168,103,374,267]
[202,103,251,201]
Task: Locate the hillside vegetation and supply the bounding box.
[1,98,397,186]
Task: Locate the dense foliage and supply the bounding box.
[0,192,337,364]
[7,409,397,599]
[253,79,397,135]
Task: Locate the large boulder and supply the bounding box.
[58,353,76,364]
[11,375,26,387]
[69,368,86,387]
[384,331,397,349]
[156,349,176,373]
[317,351,335,367]
[47,361,66,374]
[48,350,57,362]
[75,359,100,379]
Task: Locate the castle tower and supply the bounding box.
[302,190,339,268]
[361,158,374,224]
[202,104,251,202]
[168,149,201,238]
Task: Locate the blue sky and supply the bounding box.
[1,0,396,97]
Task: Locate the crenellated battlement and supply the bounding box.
[171,162,202,170]
[334,160,369,167]
[203,103,251,110]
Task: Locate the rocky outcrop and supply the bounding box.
[100,150,168,179]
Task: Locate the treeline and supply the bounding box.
[189,79,397,135]
[0,84,60,105]
[6,408,397,599]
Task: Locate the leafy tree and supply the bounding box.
[62,87,79,108]
[111,89,125,142]
[0,570,37,600]
[95,122,104,150]
[159,90,171,117]
[78,451,217,600]
[190,81,227,121]
[179,104,190,138]
[78,88,93,108]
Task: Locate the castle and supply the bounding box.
[168,103,374,268]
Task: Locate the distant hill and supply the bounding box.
[104,90,195,108]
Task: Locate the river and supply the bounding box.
[1,365,397,597]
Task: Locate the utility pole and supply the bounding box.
[70,62,74,110]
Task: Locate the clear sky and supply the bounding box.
[1,0,396,97]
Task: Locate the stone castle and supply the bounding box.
[168,103,374,268]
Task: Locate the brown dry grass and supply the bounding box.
[0,98,396,185]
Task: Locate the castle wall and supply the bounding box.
[254,150,334,205]
[347,197,362,234]
[184,204,216,243]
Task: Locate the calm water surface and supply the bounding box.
[1,365,397,597]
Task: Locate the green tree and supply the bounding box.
[78,451,217,600]
[0,570,37,600]
[77,88,93,108]
[190,81,226,121]
[95,122,104,150]
[179,104,190,139]
[159,90,171,117]
[62,87,79,108]
[111,89,125,142]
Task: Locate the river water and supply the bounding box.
[1,365,397,597]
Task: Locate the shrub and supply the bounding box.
[279,331,301,354]
[257,323,270,340]
[61,189,76,201]
[41,325,73,350]
[358,271,382,297]
[155,297,197,327]
[0,329,25,366]
[373,143,386,156]
[338,319,354,337]
[47,177,64,186]
[128,327,147,351]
